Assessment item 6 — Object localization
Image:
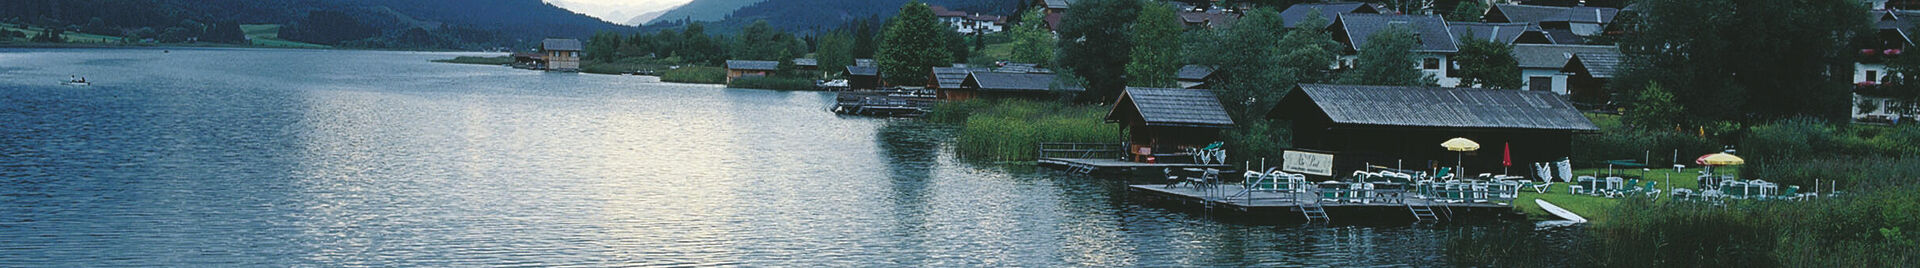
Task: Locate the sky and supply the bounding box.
[547,0,694,25]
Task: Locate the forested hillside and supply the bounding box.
[0,0,630,50]
[640,0,1020,33]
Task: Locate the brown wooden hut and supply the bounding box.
[1106,87,1235,163]
[1267,84,1598,176]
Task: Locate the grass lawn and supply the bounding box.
[240,24,329,48]
[0,23,123,43]
[1511,166,1742,223]
[980,42,1012,61]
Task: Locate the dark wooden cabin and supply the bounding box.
[1267,84,1598,176]
[1561,52,1621,106]
[1107,87,1235,163]
[944,72,1083,100]
[846,65,881,90]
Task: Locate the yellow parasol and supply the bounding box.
[1442,138,1481,152]
[1696,153,1745,166]
[1441,138,1479,177]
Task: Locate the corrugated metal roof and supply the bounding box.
[1568,52,1622,78]
[726,60,780,71]
[1511,44,1616,69]
[931,67,989,88]
[1489,4,1565,23]
[963,72,1081,92]
[1334,13,1458,53]
[1285,84,1598,131]
[541,39,582,51]
[1107,87,1235,128]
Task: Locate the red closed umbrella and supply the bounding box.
[1502,143,1512,175]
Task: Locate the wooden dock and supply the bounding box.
[1127,184,1518,224]
[832,90,935,117]
[1038,157,1232,174]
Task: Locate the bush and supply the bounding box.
[659,66,726,84]
[1573,115,1720,167]
[726,76,816,90]
[1739,118,1920,186]
[936,99,1116,161]
[1592,185,1920,267]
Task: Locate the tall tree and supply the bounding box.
[852,19,878,59]
[1336,26,1433,86]
[1624,82,1683,129]
[876,1,952,86]
[816,30,854,75]
[1009,8,1056,65]
[680,22,725,65]
[734,20,781,60]
[1617,0,1868,122]
[1058,0,1143,102]
[1191,8,1288,120]
[1274,10,1339,84]
[1447,0,1487,22]
[1452,37,1522,89]
[586,31,624,61]
[1126,1,1183,88]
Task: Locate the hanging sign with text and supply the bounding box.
[1282,150,1335,176]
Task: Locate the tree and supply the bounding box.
[852,19,878,59]
[945,28,970,64]
[1616,0,1868,122]
[1058,0,1143,102]
[816,31,854,75]
[586,31,624,61]
[1274,10,1339,84]
[679,22,725,65]
[1009,8,1056,65]
[1625,82,1684,129]
[1125,1,1183,88]
[30,27,64,43]
[1452,37,1522,89]
[202,21,246,44]
[1336,26,1433,86]
[876,1,953,86]
[734,20,784,61]
[1447,0,1487,22]
[1191,8,1288,120]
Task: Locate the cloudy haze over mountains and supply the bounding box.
[546,0,691,25]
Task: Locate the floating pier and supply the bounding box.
[1127,184,1519,224]
[832,90,935,117]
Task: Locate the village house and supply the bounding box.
[1481,4,1619,43]
[1267,84,1597,175]
[1176,65,1216,89]
[1447,22,1556,45]
[1279,2,1385,29]
[540,38,582,72]
[1855,9,1920,122]
[1511,44,1617,94]
[846,67,881,90]
[929,66,991,95]
[1329,13,1461,87]
[725,60,779,83]
[1106,87,1235,163]
[948,72,1082,100]
[931,5,1006,34]
[1559,52,1622,106]
[1177,8,1241,29]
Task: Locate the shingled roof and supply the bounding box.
[846,65,879,76]
[541,39,582,51]
[1512,44,1617,69]
[1273,84,1597,131]
[962,72,1082,92]
[1177,65,1216,81]
[1042,0,1075,9]
[1280,2,1382,28]
[931,67,990,88]
[792,58,818,67]
[1106,87,1235,128]
[1564,52,1622,78]
[1448,22,1534,45]
[726,60,780,71]
[1332,13,1458,53]
[1485,4,1566,23]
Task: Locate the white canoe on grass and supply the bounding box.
[1534,199,1588,229]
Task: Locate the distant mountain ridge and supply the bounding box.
[1,0,631,49]
[643,0,768,25]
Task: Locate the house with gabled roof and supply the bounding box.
[1106,87,1235,163]
[1511,44,1617,94]
[846,65,881,90]
[1266,84,1597,176]
[725,60,780,83]
[1279,2,1386,29]
[949,72,1082,100]
[1483,4,1619,39]
[1328,13,1462,87]
[1176,65,1217,89]
[1559,52,1623,105]
[930,66,991,99]
[540,38,582,72]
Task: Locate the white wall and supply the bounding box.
[1858,62,1887,83]
[1520,68,1569,94]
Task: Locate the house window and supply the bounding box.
[1530,76,1553,91]
[1867,70,1879,82]
[1423,58,1440,70]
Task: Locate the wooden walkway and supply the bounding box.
[1128,184,1517,223]
[1038,157,1233,174]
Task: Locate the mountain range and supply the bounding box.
[2,0,630,49]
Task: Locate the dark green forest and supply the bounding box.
[0,0,630,49]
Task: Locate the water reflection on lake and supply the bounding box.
[0,48,1584,266]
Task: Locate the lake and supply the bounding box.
[0,48,1584,266]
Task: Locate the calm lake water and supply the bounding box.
[0,48,1584,266]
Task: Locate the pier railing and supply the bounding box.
[1038,142,1124,160]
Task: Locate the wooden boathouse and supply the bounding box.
[1038,87,1235,174]
[1267,84,1599,177]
